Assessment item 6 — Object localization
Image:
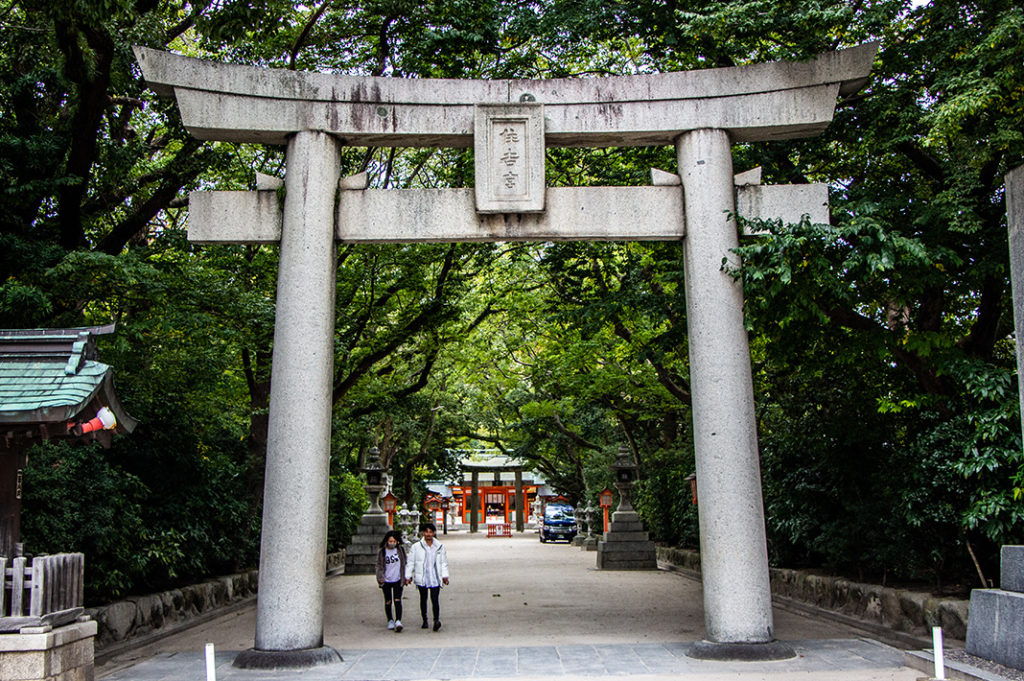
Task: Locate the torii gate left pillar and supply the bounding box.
[235,131,344,668]
[135,43,875,668]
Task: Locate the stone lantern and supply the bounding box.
[344,446,390,574]
[596,443,656,570]
[610,444,637,513]
[363,446,385,514]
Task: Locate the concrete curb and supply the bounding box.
[904,650,1015,681]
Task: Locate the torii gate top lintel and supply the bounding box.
[134,43,876,148]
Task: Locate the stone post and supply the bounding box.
[1007,165,1024,443]
[235,131,343,669]
[676,129,792,660]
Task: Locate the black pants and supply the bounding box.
[417,585,440,623]
[382,581,403,621]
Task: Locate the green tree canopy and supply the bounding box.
[3,0,1021,600]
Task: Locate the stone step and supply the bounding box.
[597,554,658,569]
[607,521,645,533]
[598,542,656,555]
[603,531,651,542]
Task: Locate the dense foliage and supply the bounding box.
[1,0,1021,601]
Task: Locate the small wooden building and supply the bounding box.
[0,325,136,558]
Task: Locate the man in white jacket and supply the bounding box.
[405,523,450,630]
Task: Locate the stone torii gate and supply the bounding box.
[135,44,875,668]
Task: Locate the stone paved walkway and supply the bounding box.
[101,639,918,681]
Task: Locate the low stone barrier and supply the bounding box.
[89,549,345,653]
[656,546,970,641]
[87,570,259,649]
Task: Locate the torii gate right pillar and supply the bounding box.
[677,129,793,660]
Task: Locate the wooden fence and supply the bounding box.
[0,553,84,632]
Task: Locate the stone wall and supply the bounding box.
[86,570,259,650]
[656,547,970,641]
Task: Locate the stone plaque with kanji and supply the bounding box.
[474,104,545,213]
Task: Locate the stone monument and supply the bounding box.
[596,445,657,569]
[135,43,875,665]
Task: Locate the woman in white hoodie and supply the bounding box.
[404,522,449,630]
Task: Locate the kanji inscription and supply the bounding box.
[474,104,545,213]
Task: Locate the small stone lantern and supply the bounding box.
[397,504,411,542]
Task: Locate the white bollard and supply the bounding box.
[205,642,217,681]
[932,626,945,680]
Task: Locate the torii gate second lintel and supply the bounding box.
[134,45,875,668]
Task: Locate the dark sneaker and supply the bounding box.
[433,621,442,631]
[421,621,429,629]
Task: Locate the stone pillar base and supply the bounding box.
[687,639,796,661]
[0,618,97,681]
[233,645,342,669]
[344,513,390,575]
[965,545,1024,671]
[596,510,657,569]
[582,536,599,551]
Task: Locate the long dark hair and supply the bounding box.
[379,530,403,549]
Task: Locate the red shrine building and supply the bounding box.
[426,451,554,533]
